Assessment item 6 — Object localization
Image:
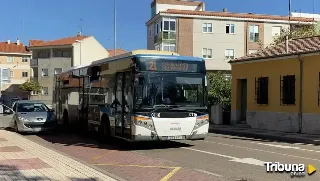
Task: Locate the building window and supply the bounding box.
[22,56,28,62]
[41,69,49,77]
[163,44,176,52]
[225,49,235,59]
[248,49,258,54]
[6,56,13,62]
[202,23,213,33]
[255,77,269,105]
[226,24,235,34]
[249,25,259,42]
[54,68,62,75]
[272,26,282,36]
[22,72,28,78]
[280,75,295,105]
[202,48,212,59]
[42,87,49,95]
[163,18,176,32]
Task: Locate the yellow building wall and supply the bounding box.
[231,57,300,113]
[301,55,320,114]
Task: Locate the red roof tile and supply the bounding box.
[107,49,127,57]
[0,42,30,54]
[162,9,316,22]
[230,36,320,62]
[29,35,89,47]
[29,40,45,47]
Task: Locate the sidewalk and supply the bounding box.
[0,130,118,181]
[209,124,320,145]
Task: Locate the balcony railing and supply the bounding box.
[30,59,38,66]
[154,31,176,44]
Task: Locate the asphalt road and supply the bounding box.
[23,131,320,181]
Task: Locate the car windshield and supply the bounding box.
[134,72,206,109]
[17,102,49,112]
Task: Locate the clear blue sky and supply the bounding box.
[0,0,317,51]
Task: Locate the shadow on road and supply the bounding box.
[0,164,99,180]
[29,127,193,152]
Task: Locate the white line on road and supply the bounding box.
[194,169,223,177]
[252,142,320,153]
[182,147,265,166]
[200,140,320,162]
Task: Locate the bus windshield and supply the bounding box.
[134,72,206,109]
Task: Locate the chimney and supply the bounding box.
[223,8,227,12]
[285,35,289,53]
[77,32,82,36]
[17,38,20,45]
[7,39,10,44]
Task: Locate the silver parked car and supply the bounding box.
[10,100,57,133]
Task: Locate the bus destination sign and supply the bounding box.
[145,61,198,72]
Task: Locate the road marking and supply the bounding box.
[253,142,302,149]
[252,142,320,153]
[182,147,265,166]
[194,169,223,177]
[160,167,181,181]
[92,163,181,180]
[201,140,320,162]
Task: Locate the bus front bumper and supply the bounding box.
[132,123,209,141]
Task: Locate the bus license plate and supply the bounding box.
[163,136,183,140]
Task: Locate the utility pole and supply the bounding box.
[289,0,292,33]
[114,0,117,56]
[78,18,83,35]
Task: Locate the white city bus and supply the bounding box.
[53,50,209,142]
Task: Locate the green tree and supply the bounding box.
[271,24,320,46]
[19,80,42,98]
[207,71,231,112]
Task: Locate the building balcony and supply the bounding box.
[154,31,176,44]
[30,59,38,67]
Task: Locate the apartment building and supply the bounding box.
[0,39,31,98]
[146,0,315,72]
[28,33,109,105]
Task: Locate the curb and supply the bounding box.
[209,128,320,145]
[22,133,127,181]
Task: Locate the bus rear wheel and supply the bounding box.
[98,115,110,142]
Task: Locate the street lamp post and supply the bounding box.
[114,0,117,56]
[75,40,82,65]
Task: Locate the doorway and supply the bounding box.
[240,79,247,123]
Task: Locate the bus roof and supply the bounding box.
[62,49,203,73]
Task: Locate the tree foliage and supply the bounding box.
[19,80,42,92]
[271,24,320,46]
[207,71,231,111]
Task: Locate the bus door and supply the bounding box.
[79,76,90,131]
[123,72,133,139]
[55,78,63,123]
[115,73,124,136]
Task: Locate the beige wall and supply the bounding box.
[0,54,31,92]
[193,19,245,71]
[263,23,289,47]
[72,36,109,67]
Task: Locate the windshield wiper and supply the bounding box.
[153,104,180,108]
